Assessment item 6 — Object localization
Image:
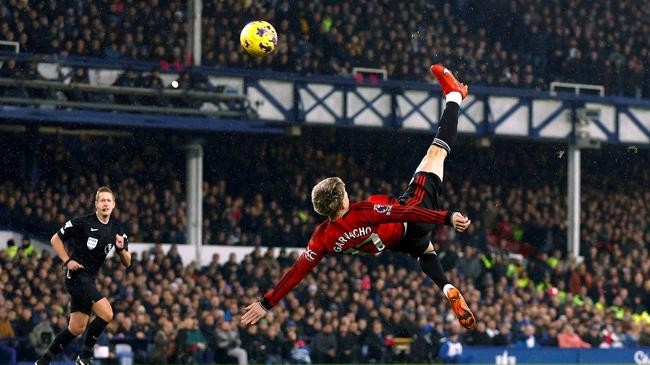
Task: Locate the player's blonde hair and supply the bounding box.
[311,177,345,219]
[95,186,116,202]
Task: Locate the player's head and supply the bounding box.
[311,177,349,220]
[95,186,116,218]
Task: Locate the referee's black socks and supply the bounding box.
[419,250,450,290]
[80,317,110,358]
[46,328,77,357]
[432,102,460,155]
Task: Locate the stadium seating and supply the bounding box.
[1,0,648,98]
[1,132,647,253]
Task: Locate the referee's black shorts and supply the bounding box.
[394,171,443,257]
[64,269,103,314]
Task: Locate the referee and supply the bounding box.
[36,187,131,365]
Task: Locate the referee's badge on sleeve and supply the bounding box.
[87,237,98,250]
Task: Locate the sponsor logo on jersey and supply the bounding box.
[87,237,98,250]
[91,228,99,232]
[373,204,392,215]
[104,243,114,254]
[333,226,372,252]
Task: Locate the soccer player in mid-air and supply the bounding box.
[35,187,131,365]
[242,65,477,330]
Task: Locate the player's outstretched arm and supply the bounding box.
[357,202,470,231]
[241,244,323,326]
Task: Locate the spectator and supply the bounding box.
[558,324,591,348]
[458,246,482,282]
[361,320,390,363]
[175,318,207,364]
[240,325,265,363]
[0,59,27,97]
[152,319,174,364]
[19,236,35,258]
[112,67,142,105]
[287,330,311,365]
[569,263,593,295]
[336,322,358,363]
[439,331,465,363]
[215,319,247,365]
[464,322,493,346]
[28,315,54,359]
[515,325,541,349]
[64,67,90,102]
[262,326,283,364]
[4,239,17,259]
[310,323,337,364]
[0,308,15,338]
[140,66,168,106]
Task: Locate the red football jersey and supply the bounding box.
[261,195,451,309]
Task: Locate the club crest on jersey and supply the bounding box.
[373,204,392,215]
[303,248,317,262]
[105,243,114,254]
[87,237,98,250]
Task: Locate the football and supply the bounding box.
[240,21,278,57]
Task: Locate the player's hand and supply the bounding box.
[241,302,268,326]
[115,234,125,250]
[451,212,471,232]
[66,259,84,271]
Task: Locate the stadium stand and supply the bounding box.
[0,0,649,364]
[1,131,648,253]
[0,130,648,363]
[0,0,649,97]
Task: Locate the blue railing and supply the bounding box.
[1,52,649,144]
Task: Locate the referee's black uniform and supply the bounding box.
[58,213,128,314]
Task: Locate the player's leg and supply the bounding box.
[413,65,468,181]
[76,298,114,364]
[35,312,89,365]
[419,243,476,329]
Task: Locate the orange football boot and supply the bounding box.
[430,64,469,99]
[446,286,477,330]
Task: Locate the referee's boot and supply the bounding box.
[430,64,469,99]
[75,355,93,365]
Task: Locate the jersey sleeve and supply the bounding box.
[56,217,83,241]
[261,238,325,310]
[354,201,453,226]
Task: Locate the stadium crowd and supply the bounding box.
[0,132,650,254]
[0,0,649,98]
[1,132,648,256]
[1,238,650,364]
[0,132,647,362]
